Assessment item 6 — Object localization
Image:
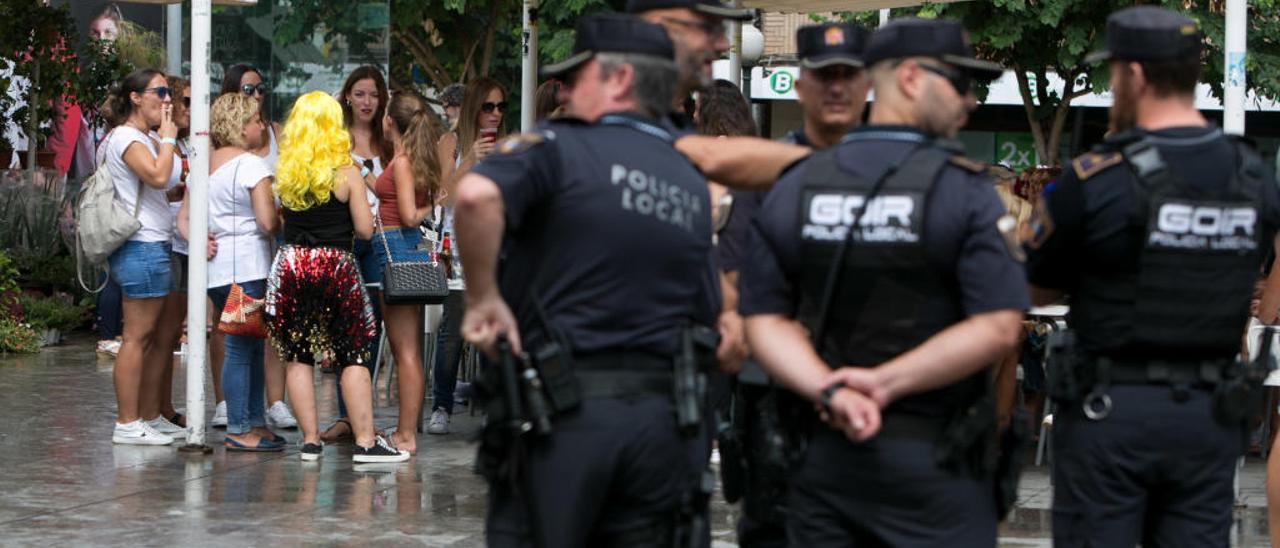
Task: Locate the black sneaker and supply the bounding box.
[300,442,323,461]
[353,435,410,463]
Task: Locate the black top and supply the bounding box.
[1085,6,1201,64]
[740,125,1028,319]
[282,192,354,250]
[1027,127,1280,355]
[473,113,719,359]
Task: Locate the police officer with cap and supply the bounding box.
[740,17,1028,545]
[454,13,720,548]
[1027,6,1280,546]
[715,21,870,548]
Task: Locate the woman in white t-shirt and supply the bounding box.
[179,93,280,451]
[102,69,181,446]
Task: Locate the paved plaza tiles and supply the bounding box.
[0,335,1272,546]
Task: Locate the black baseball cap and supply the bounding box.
[796,23,870,70]
[1084,6,1202,64]
[626,0,754,21]
[863,17,1004,81]
[541,14,676,78]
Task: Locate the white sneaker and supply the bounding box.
[211,401,227,428]
[112,420,175,446]
[427,409,450,435]
[147,416,185,435]
[268,401,298,429]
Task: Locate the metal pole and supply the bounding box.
[728,1,742,94]
[879,9,890,26]
[1223,0,1246,135]
[520,0,538,132]
[181,0,212,453]
[166,3,183,76]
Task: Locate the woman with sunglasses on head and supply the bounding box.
[268,91,408,464]
[373,91,443,454]
[179,93,282,452]
[100,69,180,445]
[217,64,299,431]
[319,66,393,445]
[427,77,507,435]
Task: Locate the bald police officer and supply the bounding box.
[455,14,719,548]
[1027,7,1280,546]
[716,21,871,548]
[741,18,1028,545]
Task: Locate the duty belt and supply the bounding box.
[877,412,950,441]
[1097,357,1231,386]
[574,351,675,399]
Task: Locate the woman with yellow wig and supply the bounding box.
[265,91,408,464]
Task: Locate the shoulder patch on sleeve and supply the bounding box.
[1071,152,1123,181]
[948,155,987,174]
[495,132,548,156]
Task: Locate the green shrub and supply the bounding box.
[0,318,40,354]
[18,294,89,332]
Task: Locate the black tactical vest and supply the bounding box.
[795,143,972,415]
[1074,135,1268,360]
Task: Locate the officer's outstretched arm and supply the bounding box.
[828,309,1023,407]
[745,313,881,441]
[675,135,810,190]
[455,172,521,356]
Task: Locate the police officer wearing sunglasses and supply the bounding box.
[739,17,1028,545]
[1027,7,1280,546]
[453,14,720,548]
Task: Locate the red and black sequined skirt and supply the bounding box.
[265,245,376,368]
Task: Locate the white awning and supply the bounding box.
[742,0,967,13]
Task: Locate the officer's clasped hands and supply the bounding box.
[819,383,882,442]
[715,310,748,374]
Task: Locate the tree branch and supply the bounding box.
[479,0,502,77]
[1014,65,1049,167]
[393,27,452,89]
[1046,68,1080,166]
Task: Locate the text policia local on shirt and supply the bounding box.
[611,163,704,233]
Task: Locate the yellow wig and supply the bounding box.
[274,91,352,211]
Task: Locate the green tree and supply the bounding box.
[849,0,1280,166]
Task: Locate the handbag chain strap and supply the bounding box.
[372,165,438,267]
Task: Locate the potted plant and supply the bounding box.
[18,293,88,346]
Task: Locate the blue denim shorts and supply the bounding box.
[370,228,431,284]
[109,240,173,300]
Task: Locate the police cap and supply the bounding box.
[1084,6,1202,64]
[863,17,1004,81]
[541,14,676,78]
[626,0,754,21]
[797,23,870,70]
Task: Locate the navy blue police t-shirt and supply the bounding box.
[471,113,719,358]
[1027,126,1280,356]
[740,126,1030,320]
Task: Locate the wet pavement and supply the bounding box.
[0,334,1272,546]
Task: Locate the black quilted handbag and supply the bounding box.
[376,213,449,305]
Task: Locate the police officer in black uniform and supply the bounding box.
[453,14,719,548]
[1026,7,1280,546]
[715,21,870,548]
[740,17,1028,545]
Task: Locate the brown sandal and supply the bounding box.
[320,418,354,443]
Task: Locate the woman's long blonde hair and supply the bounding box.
[275,91,352,211]
[386,91,444,203]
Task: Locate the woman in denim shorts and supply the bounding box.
[370,91,443,454]
[101,69,182,446]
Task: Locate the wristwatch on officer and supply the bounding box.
[820,380,847,416]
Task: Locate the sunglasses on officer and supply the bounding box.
[481,101,509,114]
[241,83,269,97]
[918,62,971,96]
[143,86,172,100]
